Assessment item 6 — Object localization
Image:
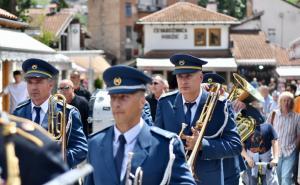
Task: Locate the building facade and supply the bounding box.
[87,0,197,64]
[251,0,300,48]
[137,2,239,89]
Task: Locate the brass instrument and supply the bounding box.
[228,73,264,142]
[48,94,67,161]
[228,73,264,104]
[1,113,21,185]
[235,113,256,142]
[125,152,143,185]
[178,123,187,139]
[187,83,221,175]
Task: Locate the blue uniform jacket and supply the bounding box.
[223,155,246,185]
[85,123,196,185]
[223,101,247,185]
[142,101,153,126]
[13,99,88,168]
[155,90,242,185]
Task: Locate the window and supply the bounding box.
[126,26,132,40]
[267,28,276,43]
[60,35,67,50]
[209,28,221,46]
[125,3,132,17]
[194,29,206,46]
[125,48,132,60]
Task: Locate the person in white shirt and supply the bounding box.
[0,70,28,113]
[267,91,300,185]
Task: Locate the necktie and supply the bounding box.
[185,102,196,126]
[34,106,41,124]
[115,134,126,181]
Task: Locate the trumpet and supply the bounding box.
[228,73,264,142]
[125,152,143,185]
[48,94,67,161]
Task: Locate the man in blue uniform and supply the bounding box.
[203,73,246,185]
[155,54,242,185]
[13,58,88,168]
[85,65,195,185]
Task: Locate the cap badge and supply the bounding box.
[179,60,185,66]
[208,78,213,83]
[32,64,38,70]
[113,77,122,86]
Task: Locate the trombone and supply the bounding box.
[48,94,67,161]
[186,83,221,175]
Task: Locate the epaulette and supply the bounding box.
[158,90,178,100]
[15,99,31,110]
[150,126,177,139]
[57,101,74,110]
[88,126,112,139]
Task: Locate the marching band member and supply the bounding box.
[85,65,195,185]
[202,73,246,185]
[155,54,242,185]
[0,112,68,185]
[13,58,87,168]
[240,104,279,185]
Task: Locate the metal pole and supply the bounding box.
[88,56,94,93]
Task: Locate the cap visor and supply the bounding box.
[107,88,145,95]
[25,72,50,79]
[172,69,200,75]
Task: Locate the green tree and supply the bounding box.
[198,0,209,7]
[0,0,34,21]
[35,31,55,46]
[198,0,246,20]
[94,78,103,89]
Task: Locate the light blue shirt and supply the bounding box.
[31,98,49,126]
[182,89,203,122]
[113,118,144,180]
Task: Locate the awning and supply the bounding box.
[236,59,276,65]
[276,66,300,78]
[0,29,55,53]
[0,29,71,68]
[69,56,111,76]
[137,58,237,71]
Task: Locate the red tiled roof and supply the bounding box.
[42,12,73,37]
[272,44,300,66]
[0,8,18,20]
[0,8,28,29]
[138,2,238,24]
[28,9,74,37]
[230,32,274,60]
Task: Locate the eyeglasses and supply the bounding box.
[58,86,71,91]
[151,82,159,85]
